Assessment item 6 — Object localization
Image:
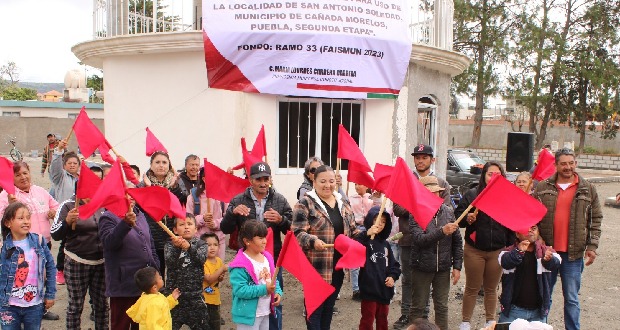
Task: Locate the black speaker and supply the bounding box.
[506,132,534,172]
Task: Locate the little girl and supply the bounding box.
[0,202,57,329]
[229,220,282,330]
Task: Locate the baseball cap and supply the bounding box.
[250,162,271,179]
[419,176,445,193]
[411,144,434,156]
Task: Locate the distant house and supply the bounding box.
[41,90,63,102]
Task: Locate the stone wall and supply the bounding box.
[466,147,620,170]
[449,120,620,153]
[0,117,105,156]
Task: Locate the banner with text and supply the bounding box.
[203,0,412,98]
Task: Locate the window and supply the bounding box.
[277,98,364,173]
[2,112,20,117]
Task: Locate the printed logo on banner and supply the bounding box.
[203,0,412,99]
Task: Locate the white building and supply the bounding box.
[72,0,469,201]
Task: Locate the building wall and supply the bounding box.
[466,147,620,171]
[0,117,104,156]
[449,120,620,153]
[396,63,452,178]
[0,101,103,119]
[101,49,396,202]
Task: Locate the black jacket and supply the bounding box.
[221,187,292,259]
[51,197,104,261]
[456,188,515,251]
[410,204,463,272]
[357,206,401,305]
[177,171,199,206]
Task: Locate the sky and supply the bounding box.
[0,0,94,83]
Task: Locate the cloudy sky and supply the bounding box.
[0,0,93,83]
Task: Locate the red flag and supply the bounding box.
[337,124,371,172]
[266,227,274,257]
[203,159,250,203]
[276,232,335,319]
[0,157,15,195]
[76,162,102,199]
[334,234,366,270]
[232,125,267,171]
[79,159,128,219]
[251,125,267,159]
[121,161,139,186]
[471,174,547,233]
[373,163,393,193]
[98,141,115,164]
[72,107,107,158]
[127,186,186,221]
[384,158,443,230]
[532,149,556,181]
[145,127,168,156]
[347,161,375,189]
[241,138,263,176]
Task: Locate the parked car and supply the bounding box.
[446,149,485,195]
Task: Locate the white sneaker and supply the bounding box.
[485,321,497,327]
[459,322,471,330]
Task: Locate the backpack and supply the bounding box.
[189,187,238,249]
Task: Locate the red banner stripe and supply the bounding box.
[297,83,399,94]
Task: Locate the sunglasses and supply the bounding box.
[309,167,317,174]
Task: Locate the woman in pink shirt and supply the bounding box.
[0,161,59,243]
[348,183,374,300]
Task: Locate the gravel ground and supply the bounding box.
[17,156,618,330]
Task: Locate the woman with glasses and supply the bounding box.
[297,157,324,201]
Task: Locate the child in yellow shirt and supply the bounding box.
[201,233,228,330]
[126,267,180,330]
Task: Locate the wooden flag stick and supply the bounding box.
[323,244,335,248]
[72,198,80,230]
[157,221,177,238]
[524,178,533,194]
[454,204,475,225]
[346,181,350,196]
[271,266,280,286]
[65,127,74,142]
[370,195,388,240]
[206,198,212,214]
[336,158,341,176]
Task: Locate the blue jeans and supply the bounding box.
[0,303,45,330]
[549,252,583,330]
[498,305,546,323]
[269,269,283,330]
[306,269,344,330]
[351,268,360,292]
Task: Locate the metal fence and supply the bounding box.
[92,0,454,50]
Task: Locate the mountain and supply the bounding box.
[18,82,65,94]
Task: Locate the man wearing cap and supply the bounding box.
[221,161,292,330]
[42,133,60,197]
[392,144,453,329]
[408,176,462,330]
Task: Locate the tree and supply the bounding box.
[87,74,104,103]
[453,0,513,147]
[1,86,37,101]
[128,0,181,34]
[0,61,20,93]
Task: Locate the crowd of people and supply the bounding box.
[0,135,606,330]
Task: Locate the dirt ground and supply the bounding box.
[21,156,619,330]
